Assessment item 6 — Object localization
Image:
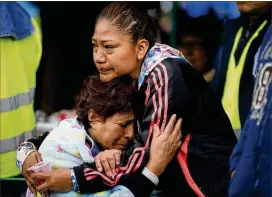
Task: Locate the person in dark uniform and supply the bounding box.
[212,2,271,138]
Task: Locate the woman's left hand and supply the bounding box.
[95,149,122,177]
[31,168,73,194]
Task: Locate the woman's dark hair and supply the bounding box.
[75,75,136,129]
[96,2,158,48]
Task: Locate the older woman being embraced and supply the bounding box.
[17,75,181,197]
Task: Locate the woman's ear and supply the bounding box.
[136,39,149,61]
[88,110,100,127]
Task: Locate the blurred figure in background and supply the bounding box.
[212,2,271,138]
[177,10,223,82]
[180,1,240,21]
[0,2,42,196]
[0,1,41,178]
[229,24,272,197]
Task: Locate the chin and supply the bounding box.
[99,73,119,82]
[99,73,113,82]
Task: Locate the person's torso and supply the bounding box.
[250,25,272,197]
[0,2,42,178]
[215,17,269,130]
[136,57,236,197]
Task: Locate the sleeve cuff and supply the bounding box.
[16,142,37,170]
[142,167,159,185]
[73,165,88,194]
[70,168,80,193]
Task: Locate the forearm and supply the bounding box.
[16,131,50,169]
[73,163,157,196]
[121,168,158,197]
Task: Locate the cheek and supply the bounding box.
[108,128,124,144]
[100,127,124,149]
[195,49,207,62]
[110,50,137,74]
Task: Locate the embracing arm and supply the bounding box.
[16,131,49,169]
[73,163,158,196]
[73,115,181,196]
[21,59,187,196]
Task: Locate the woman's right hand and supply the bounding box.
[146,114,182,177]
[22,151,43,196]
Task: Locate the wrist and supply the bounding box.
[70,168,80,193]
[16,142,37,170]
[142,167,159,185]
[146,160,165,177]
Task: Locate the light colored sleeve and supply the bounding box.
[142,167,159,185]
[16,142,37,170]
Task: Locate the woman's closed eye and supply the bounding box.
[104,45,115,50]
[118,122,129,128]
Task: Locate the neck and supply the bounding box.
[248,8,270,26]
[249,14,262,26]
[130,61,143,80]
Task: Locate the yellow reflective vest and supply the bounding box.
[222,20,267,137]
[0,17,42,178]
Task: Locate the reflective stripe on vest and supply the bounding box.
[222,20,268,133]
[0,128,36,153]
[0,88,35,113]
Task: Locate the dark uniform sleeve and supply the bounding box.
[27,131,50,149]
[73,162,156,197]
[229,118,250,174]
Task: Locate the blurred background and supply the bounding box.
[32,1,239,116]
[2,1,269,196]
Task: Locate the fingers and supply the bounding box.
[164,114,177,135]
[96,150,122,176]
[152,124,160,139]
[36,181,50,194]
[176,131,182,142]
[113,151,121,167]
[107,155,116,174]
[172,118,182,139]
[35,153,43,163]
[95,153,103,172]
[101,157,112,177]
[26,179,37,197]
[26,172,36,187]
[31,172,50,180]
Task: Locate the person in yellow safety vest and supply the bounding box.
[0,2,42,178]
[211,2,271,138]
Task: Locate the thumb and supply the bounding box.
[152,124,160,139]
[35,154,43,163]
[31,172,50,180]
